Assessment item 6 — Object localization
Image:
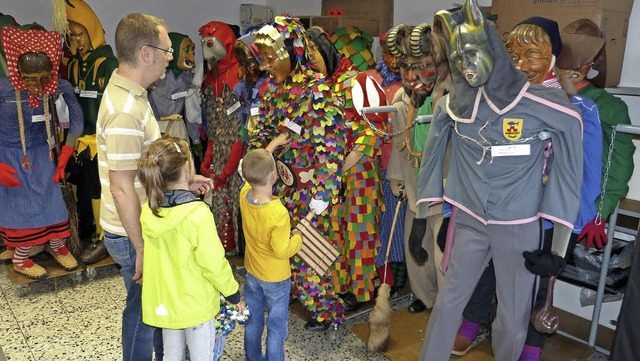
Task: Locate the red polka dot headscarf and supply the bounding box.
[1,26,62,108]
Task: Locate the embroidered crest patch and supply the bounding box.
[503,118,523,141]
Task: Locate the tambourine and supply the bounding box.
[274,155,297,188]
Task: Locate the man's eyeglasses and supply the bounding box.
[144,44,174,56]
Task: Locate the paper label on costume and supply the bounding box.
[171,91,188,100]
[492,144,530,157]
[284,119,302,135]
[32,114,51,123]
[226,101,241,115]
[79,90,98,98]
[250,107,260,116]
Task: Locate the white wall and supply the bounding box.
[266,0,321,17]
[4,0,639,200]
[1,0,267,60]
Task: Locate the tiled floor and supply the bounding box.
[0,260,611,361]
[0,261,392,361]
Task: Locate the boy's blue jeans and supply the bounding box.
[243,273,290,361]
[104,231,163,361]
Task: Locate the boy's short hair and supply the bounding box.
[242,149,275,186]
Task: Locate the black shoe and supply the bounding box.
[408,299,427,313]
[79,239,109,264]
[338,292,360,312]
[304,319,331,332]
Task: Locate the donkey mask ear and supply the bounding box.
[464,0,485,29]
[434,11,455,44]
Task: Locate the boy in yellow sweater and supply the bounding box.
[239,148,304,361]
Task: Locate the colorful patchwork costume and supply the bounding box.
[250,16,347,325]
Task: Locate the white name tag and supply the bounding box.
[226,101,241,115]
[79,90,98,98]
[492,144,530,157]
[171,91,188,100]
[32,114,51,123]
[284,119,302,135]
[250,107,260,116]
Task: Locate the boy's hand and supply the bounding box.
[266,132,291,152]
[273,132,291,148]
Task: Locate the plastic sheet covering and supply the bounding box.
[559,241,634,296]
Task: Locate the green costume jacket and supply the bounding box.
[412,93,433,177]
[579,84,636,219]
[67,45,118,135]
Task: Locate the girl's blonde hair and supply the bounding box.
[138,136,191,217]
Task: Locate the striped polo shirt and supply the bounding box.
[96,69,160,236]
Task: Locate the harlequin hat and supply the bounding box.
[53,0,106,49]
[256,16,309,70]
[306,27,342,77]
[331,26,374,71]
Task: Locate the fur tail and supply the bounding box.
[367,283,392,352]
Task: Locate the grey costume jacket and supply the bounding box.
[415,21,583,229]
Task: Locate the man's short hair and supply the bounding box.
[242,149,275,187]
[115,13,168,65]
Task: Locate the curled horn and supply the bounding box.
[386,24,407,57]
[410,23,432,57]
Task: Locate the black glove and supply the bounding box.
[436,217,450,253]
[409,218,428,263]
[523,250,566,276]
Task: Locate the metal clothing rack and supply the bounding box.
[589,123,640,346]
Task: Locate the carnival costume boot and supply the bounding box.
[12,246,48,279]
[0,246,13,261]
[46,238,79,271]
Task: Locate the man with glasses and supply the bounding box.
[96,13,212,360]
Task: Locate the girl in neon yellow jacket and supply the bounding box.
[139,137,242,360]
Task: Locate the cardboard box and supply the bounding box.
[321,0,393,36]
[490,0,633,87]
[297,16,379,38]
[492,0,633,16]
[240,4,274,28]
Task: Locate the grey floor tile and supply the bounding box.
[0,325,32,361]
[0,260,614,361]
